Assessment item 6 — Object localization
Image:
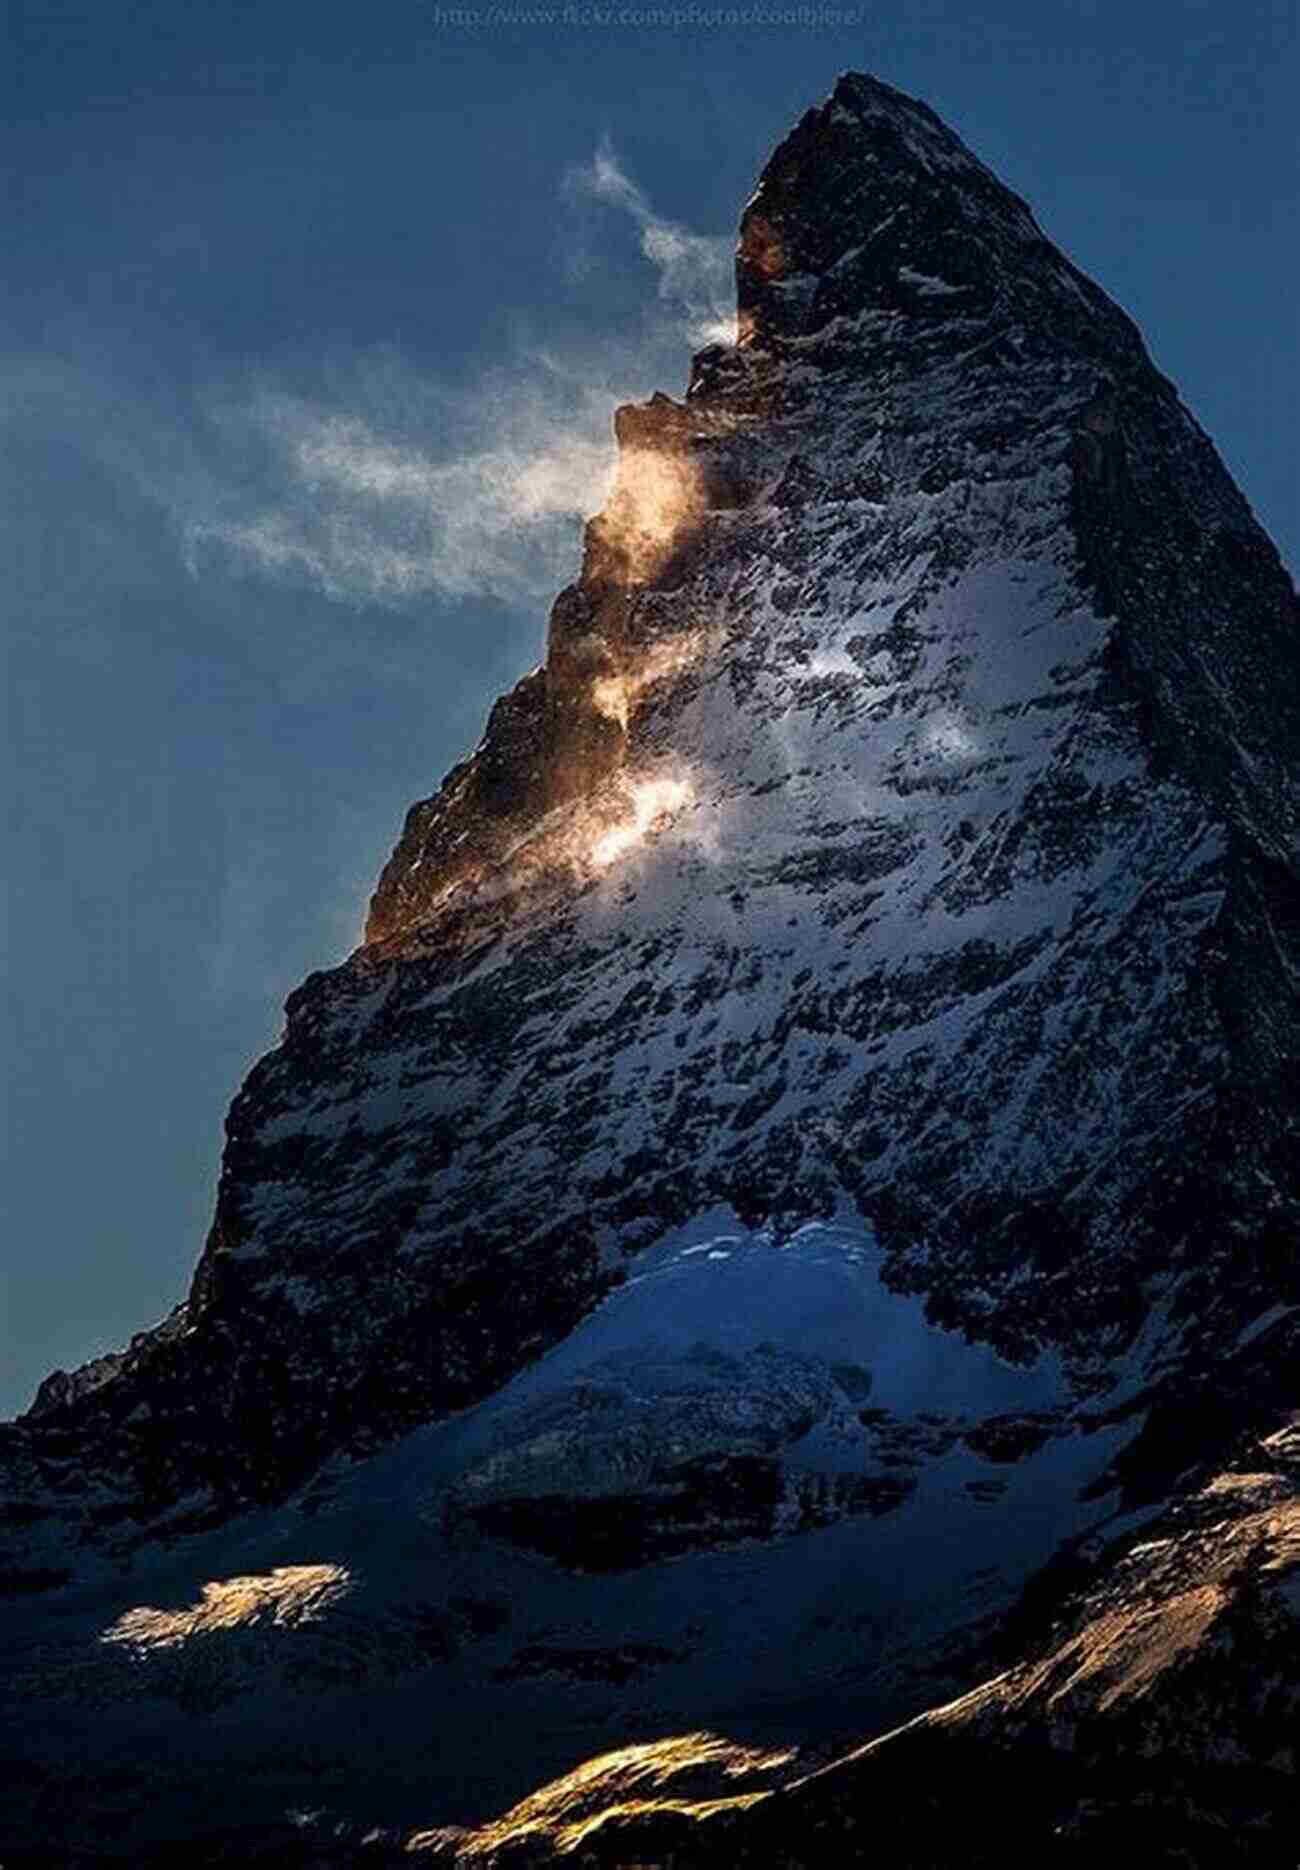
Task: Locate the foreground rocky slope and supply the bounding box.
[2,72,1297,1861]
[479,1401,1299,1868]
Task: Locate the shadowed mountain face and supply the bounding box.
[3,72,1298,1862]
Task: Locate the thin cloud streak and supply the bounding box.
[174,147,734,613]
[570,137,736,349]
[182,376,621,608]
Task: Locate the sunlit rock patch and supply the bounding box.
[102,1562,351,1650]
[407,1730,799,1860]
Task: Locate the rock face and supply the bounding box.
[499,1401,1300,1869]
[2,72,1297,1861]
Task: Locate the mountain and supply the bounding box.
[3,72,1297,1864]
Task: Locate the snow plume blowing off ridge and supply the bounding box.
[566,136,736,350]
[179,146,733,613]
[181,373,618,610]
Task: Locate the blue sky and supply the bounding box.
[3,0,1296,1415]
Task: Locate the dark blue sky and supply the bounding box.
[4,0,1296,1415]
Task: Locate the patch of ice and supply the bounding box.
[897,266,966,297]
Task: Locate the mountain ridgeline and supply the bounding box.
[3,73,1298,1864]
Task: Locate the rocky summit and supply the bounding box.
[3,72,1298,1865]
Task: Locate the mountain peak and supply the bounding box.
[5,78,1300,1860]
[366,80,1172,947]
[737,71,1147,365]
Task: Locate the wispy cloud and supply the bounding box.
[568,137,735,349]
[157,147,735,615]
[182,372,620,609]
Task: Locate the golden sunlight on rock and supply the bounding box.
[603,447,705,584]
[916,1491,1300,1741]
[100,1564,350,1651]
[589,631,710,732]
[589,775,694,869]
[1016,1583,1231,1715]
[740,211,785,280]
[588,670,635,732]
[407,1730,797,1859]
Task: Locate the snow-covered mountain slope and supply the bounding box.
[0,1216,1145,1856]
[491,1390,1300,1869]
[2,70,1297,1860]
